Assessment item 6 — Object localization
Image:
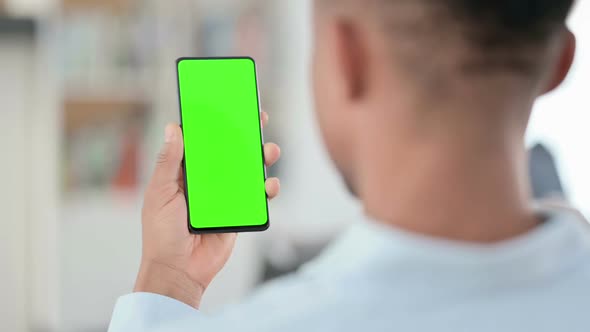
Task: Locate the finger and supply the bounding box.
[214,233,238,246]
[151,124,184,188]
[177,166,186,192]
[264,143,281,167]
[261,111,269,128]
[265,177,281,199]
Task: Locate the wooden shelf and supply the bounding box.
[64,96,149,132]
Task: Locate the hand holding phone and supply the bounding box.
[134,78,281,308]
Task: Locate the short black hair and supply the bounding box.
[446,0,575,50]
[432,0,576,76]
[366,0,575,78]
[321,0,575,77]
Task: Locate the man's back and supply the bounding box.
[110,207,590,332]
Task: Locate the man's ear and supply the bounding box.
[543,29,576,95]
[336,20,369,101]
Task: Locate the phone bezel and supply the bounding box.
[176,56,270,234]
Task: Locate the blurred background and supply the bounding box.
[0,0,587,331]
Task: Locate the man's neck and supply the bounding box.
[355,110,539,244]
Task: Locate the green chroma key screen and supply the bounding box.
[177,57,269,232]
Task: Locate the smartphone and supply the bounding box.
[176,57,269,234]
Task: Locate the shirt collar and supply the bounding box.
[303,205,590,287]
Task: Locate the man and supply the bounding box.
[109,0,589,331]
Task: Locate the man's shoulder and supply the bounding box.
[202,272,347,332]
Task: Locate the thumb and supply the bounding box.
[152,124,184,188]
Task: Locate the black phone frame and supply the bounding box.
[176,56,270,234]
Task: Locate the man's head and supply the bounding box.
[312,0,576,194]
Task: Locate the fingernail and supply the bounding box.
[165,126,175,143]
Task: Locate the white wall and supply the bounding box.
[28,20,61,332]
[270,0,363,242]
[5,0,57,16]
[0,25,61,332]
[0,35,34,332]
[528,2,590,217]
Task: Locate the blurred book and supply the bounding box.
[63,98,149,193]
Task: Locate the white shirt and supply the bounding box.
[109,206,590,332]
